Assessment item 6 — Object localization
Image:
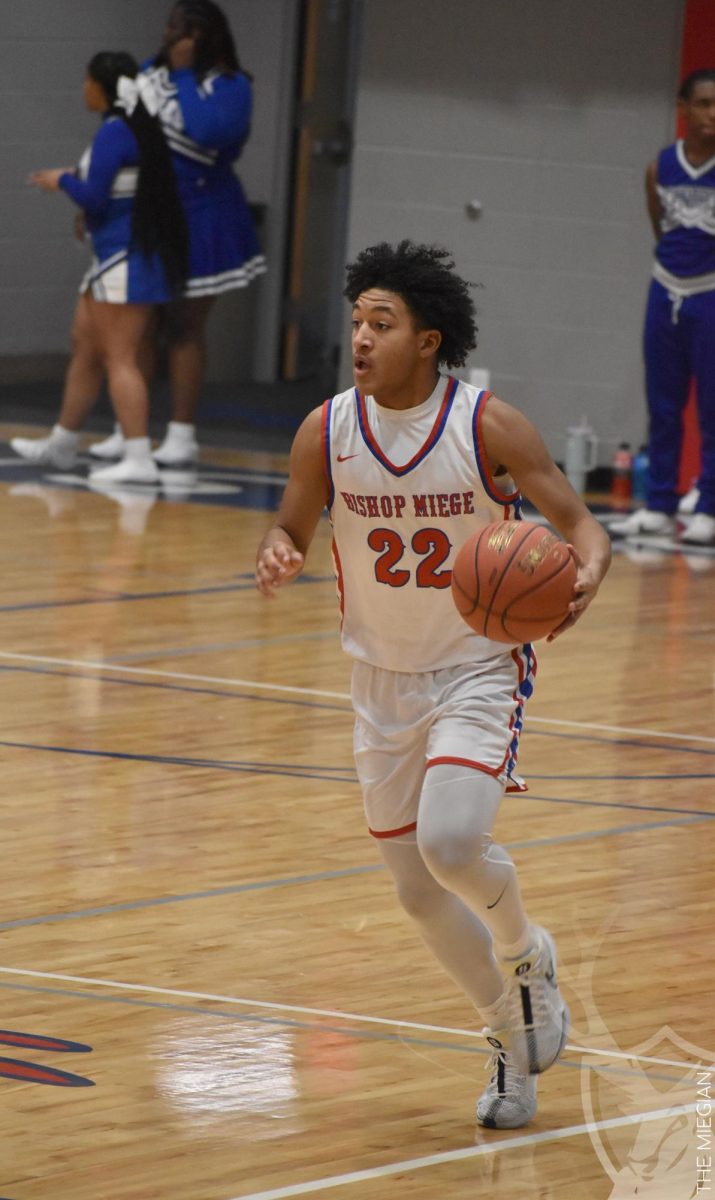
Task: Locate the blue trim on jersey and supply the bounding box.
[355,376,457,477]
[506,642,536,782]
[471,390,521,510]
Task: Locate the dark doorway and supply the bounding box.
[281,0,361,391]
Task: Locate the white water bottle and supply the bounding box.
[564,417,598,495]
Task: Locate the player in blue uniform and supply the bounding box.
[612,69,715,545]
[12,52,188,483]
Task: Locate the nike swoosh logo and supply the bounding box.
[486,882,509,910]
[337,453,359,462]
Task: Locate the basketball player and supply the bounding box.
[255,242,612,1129]
[611,69,715,545]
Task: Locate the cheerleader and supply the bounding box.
[90,0,266,474]
[13,51,188,484]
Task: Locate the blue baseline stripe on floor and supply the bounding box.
[0,664,352,713]
[0,739,357,782]
[0,812,706,933]
[529,773,715,779]
[525,792,715,817]
[111,630,338,663]
[0,573,333,614]
[0,865,384,930]
[0,981,683,1084]
[2,736,715,819]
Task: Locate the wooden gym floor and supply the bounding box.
[0,419,713,1199]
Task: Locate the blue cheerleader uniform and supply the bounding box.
[644,140,715,516]
[60,115,175,304]
[139,63,266,297]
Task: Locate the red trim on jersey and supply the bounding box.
[356,376,457,475]
[473,391,520,509]
[426,755,502,779]
[369,820,418,839]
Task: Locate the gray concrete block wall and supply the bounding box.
[0,0,297,380]
[341,0,683,466]
[0,2,167,357]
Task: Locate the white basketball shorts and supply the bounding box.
[351,652,532,839]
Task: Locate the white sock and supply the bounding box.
[496,926,537,963]
[51,425,80,448]
[165,421,196,443]
[123,436,154,463]
[478,990,512,1033]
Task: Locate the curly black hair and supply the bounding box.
[343,240,477,368]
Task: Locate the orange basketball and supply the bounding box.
[451,520,576,644]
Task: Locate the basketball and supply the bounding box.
[451,520,577,644]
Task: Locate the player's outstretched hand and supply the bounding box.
[255,541,305,598]
[547,544,601,640]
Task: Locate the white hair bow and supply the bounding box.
[116,75,161,118]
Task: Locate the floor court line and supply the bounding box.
[1,650,714,746]
[0,811,705,933]
[225,1104,698,1200]
[0,967,705,1072]
[0,981,689,1085]
[112,630,338,662]
[5,661,715,763]
[0,652,350,700]
[3,736,714,817]
[0,662,352,714]
[0,583,260,614]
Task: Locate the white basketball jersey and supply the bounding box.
[324,375,523,672]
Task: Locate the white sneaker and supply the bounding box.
[10,435,78,471]
[153,423,199,466]
[153,437,200,467]
[680,512,715,545]
[89,457,160,486]
[476,1035,538,1128]
[89,428,125,460]
[678,486,700,515]
[502,926,570,1076]
[609,508,676,537]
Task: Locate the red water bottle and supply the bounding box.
[611,442,632,506]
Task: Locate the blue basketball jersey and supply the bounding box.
[655,140,715,277]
